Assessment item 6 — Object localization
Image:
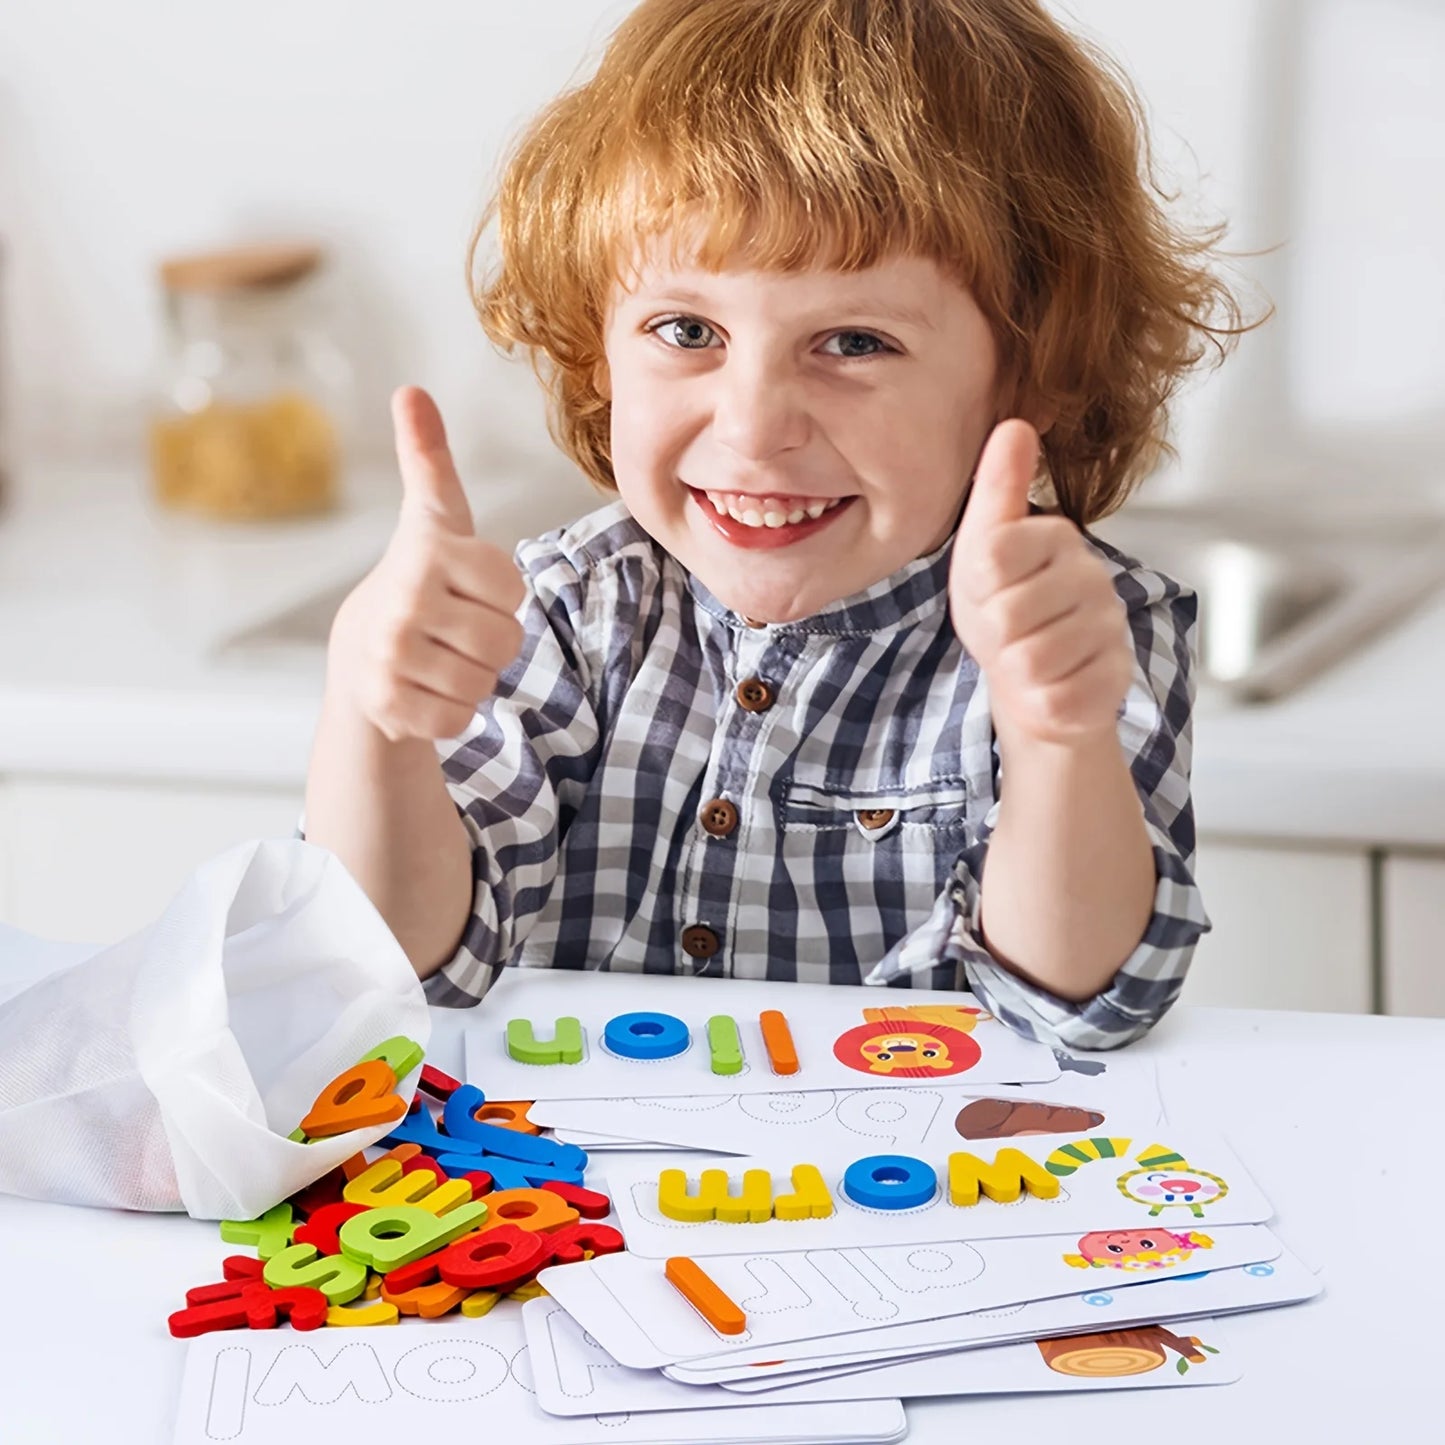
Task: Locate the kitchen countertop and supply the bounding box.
[2,462,1443,848]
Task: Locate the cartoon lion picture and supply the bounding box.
[832,1006,987,1078]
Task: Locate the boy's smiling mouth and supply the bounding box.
[686,485,855,550]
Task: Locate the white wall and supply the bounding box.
[1,1,1440,497]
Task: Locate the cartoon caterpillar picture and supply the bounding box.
[832,1006,988,1078]
[1044,1137,1136,1175]
[1044,1138,1229,1219]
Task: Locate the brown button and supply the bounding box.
[681,924,721,959]
[739,615,767,629]
[856,808,896,831]
[735,677,774,712]
[700,798,739,837]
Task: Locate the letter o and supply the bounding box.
[603,1011,691,1060]
[393,1339,509,1402]
[842,1154,938,1211]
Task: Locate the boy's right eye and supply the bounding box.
[649,316,720,350]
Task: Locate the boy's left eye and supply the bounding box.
[821,331,891,358]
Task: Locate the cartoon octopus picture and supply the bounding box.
[1063,1228,1214,1273]
[832,1006,987,1078]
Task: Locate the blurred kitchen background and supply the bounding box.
[1,0,1442,1015]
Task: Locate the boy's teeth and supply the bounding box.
[703,491,844,528]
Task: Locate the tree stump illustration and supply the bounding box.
[1038,1325,1212,1377]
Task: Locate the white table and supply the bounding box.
[3,1001,1436,1440]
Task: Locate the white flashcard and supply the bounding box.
[524,1298,1240,1414]
[172,1305,908,1445]
[530,1050,1157,1155]
[538,1223,1283,1367]
[724,1314,1243,1401]
[551,1129,694,1152]
[680,1248,1319,1385]
[605,1129,1270,1257]
[519,1297,898,1417]
[465,971,1059,1101]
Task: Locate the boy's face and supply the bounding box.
[602,247,1002,622]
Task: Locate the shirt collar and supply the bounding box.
[686,535,954,637]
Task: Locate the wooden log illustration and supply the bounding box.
[954,1098,1106,1139]
[1038,1325,1211,1377]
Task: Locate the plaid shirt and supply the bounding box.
[424,500,1209,1049]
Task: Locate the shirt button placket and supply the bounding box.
[686,646,779,975]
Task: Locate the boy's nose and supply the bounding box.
[711,358,810,462]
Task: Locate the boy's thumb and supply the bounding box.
[958,419,1040,542]
[392,385,474,536]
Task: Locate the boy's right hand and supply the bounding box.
[327,385,528,743]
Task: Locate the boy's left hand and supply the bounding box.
[948,419,1134,748]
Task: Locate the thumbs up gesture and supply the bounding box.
[328,386,528,743]
[948,420,1133,747]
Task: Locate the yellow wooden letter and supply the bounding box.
[325,1300,400,1327]
[772,1164,834,1220]
[659,1167,774,1223]
[948,1148,1061,1206]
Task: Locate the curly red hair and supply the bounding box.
[472,0,1254,526]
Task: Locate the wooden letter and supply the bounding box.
[949,1148,1061,1206]
[665,1257,747,1335]
[759,1010,799,1075]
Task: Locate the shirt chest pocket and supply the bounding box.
[776,775,972,843]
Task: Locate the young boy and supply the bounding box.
[304,0,1242,1049]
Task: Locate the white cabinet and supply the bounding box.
[0,778,1416,1016]
[0,776,301,944]
[1382,854,1445,1017]
[1183,839,1373,1012]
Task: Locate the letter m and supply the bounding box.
[948,1148,1061,1206]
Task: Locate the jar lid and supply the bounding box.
[158,243,322,293]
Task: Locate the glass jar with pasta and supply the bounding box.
[149,243,350,519]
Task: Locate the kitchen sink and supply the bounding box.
[1094,497,1445,702]
[218,490,1445,703]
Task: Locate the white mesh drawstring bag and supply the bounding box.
[0,838,430,1220]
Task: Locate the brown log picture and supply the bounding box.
[954,1098,1106,1139]
[1037,1325,1211,1377]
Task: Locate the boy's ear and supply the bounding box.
[592,360,612,402]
